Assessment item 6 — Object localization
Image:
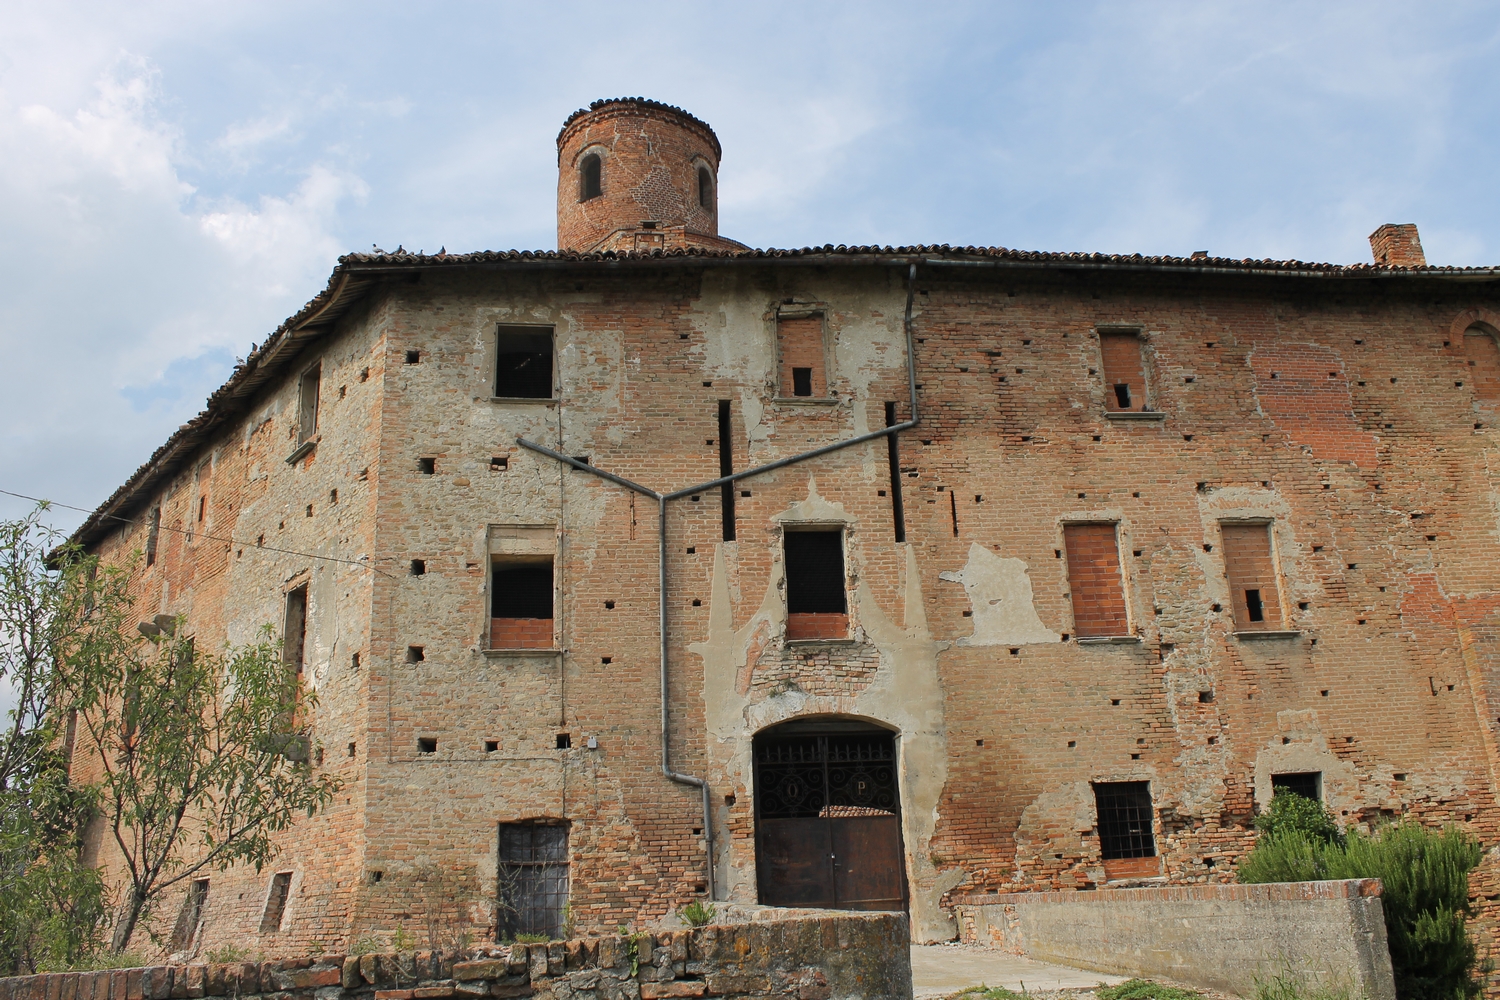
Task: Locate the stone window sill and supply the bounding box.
[773,397,841,406]
[785,638,860,648]
[487,396,558,406]
[482,648,563,660]
[1075,635,1141,645]
[1103,411,1166,421]
[285,436,319,465]
[1234,629,1303,641]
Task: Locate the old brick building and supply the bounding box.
[71,97,1500,958]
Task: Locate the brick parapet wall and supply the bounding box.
[0,914,912,1000]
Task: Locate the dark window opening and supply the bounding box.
[298,364,321,443]
[145,506,161,567]
[411,559,426,576]
[495,327,553,399]
[406,645,424,663]
[579,154,602,201]
[498,823,569,940]
[417,457,436,475]
[555,733,571,750]
[785,530,847,640]
[260,872,292,933]
[1094,781,1156,859]
[1272,772,1322,801]
[1113,383,1132,409]
[697,166,713,210]
[283,585,308,677]
[405,350,420,365]
[198,495,207,523]
[718,400,736,541]
[170,878,209,951]
[418,737,437,754]
[492,561,554,649]
[485,740,499,753]
[792,367,813,397]
[1245,588,1264,622]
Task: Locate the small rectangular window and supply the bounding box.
[1221,523,1283,631]
[491,559,554,649]
[495,327,554,399]
[1094,782,1157,880]
[784,529,846,639]
[1099,331,1148,412]
[498,823,569,940]
[777,315,827,398]
[170,878,209,951]
[1271,771,1322,801]
[145,506,161,567]
[298,364,321,443]
[1063,523,1129,638]
[260,872,292,933]
[283,585,308,676]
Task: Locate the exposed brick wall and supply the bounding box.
[1369,223,1427,267]
[1063,523,1129,637]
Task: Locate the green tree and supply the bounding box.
[0,507,118,973]
[65,619,343,952]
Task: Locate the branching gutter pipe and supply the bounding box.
[517,263,921,901]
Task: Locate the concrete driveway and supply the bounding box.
[910,943,1128,997]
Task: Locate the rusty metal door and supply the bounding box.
[753,725,907,910]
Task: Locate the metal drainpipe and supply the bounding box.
[517,261,922,901]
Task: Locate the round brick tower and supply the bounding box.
[556,98,747,254]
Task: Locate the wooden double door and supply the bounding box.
[753,722,907,911]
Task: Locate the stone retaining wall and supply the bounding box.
[955,879,1394,1000]
[0,914,912,1000]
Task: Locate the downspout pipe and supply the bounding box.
[516,261,922,902]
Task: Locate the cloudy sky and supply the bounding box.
[2,1,1498,535]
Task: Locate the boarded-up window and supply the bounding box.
[260,872,292,933]
[1272,772,1321,801]
[297,364,321,443]
[495,328,554,399]
[170,878,209,952]
[1063,523,1129,637]
[498,824,569,940]
[778,315,827,398]
[1094,782,1157,880]
[1099,331,1148,411]
[785,529,846,639]
[1464,327,1500,403]
[1221,522,1283,631]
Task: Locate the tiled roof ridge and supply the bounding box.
[67,241,1499,549]
[557,97,721,156]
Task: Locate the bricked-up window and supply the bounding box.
[282,585,308,676]
[259,872,292,933]
[777,315,827,398]
[1063,523,1130,637]
[1099,330,1149,412]
[697,166,714,211]
[170,878,209,951]
[145,506,161,567]
[1094,781,1156,859]
[785,529,846,640]
[491,560,554,649]
[495,327,554,399]
[1464,326,1500,403]
[579,154,602,201]
[1272,772,1322,801]
[498,823,569,940]
[1220,522,1284,631]
[297,363,321,443]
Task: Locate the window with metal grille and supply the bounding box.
[491,560,554,649]
[170,878,209,951]
[1272,771,1322,801]
[259,872,292,933]
[498,824,569,940]
[495,327,554,399]
[785,531,845,614]
[1094,781,1156,859]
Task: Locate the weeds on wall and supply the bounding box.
[1254,963,1362,1000]
[677,900,715,927]
[1239,790,1485,1000]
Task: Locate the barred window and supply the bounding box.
[1094,781,1156,860]
[498,823,569,940]
[1272,771,1321,801]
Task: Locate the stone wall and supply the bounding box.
[954,879,1394,1000]
[0,915,911,1000]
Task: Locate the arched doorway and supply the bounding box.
[752,717,908,910]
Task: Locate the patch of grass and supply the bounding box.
[953,987,1026,1000]
[1254,967,1363,1000]
[513,933,552,944]
[1096,979,1201,1000]
[203,943,253,964]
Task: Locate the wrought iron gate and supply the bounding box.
[753,726,907,910]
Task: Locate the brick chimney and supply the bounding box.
[1369,224,1427,267]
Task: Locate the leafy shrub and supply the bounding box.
[1095,979,1201,1000]
[1240,819,1483,1000]
[1255,789,1345,846]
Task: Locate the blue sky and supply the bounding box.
[2,0,1499,534]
